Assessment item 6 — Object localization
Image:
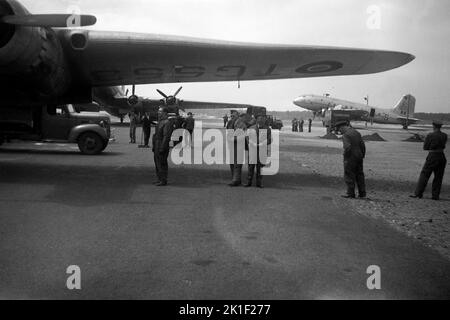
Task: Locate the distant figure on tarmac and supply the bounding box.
[152,107,173,186]
[335,120,367,199]
[299,119,304,132]
[223,114,229,128]
[183,112,195,138]
[129,111,137,144]
[410,121,447,201]
[141,112,152,148]
[308,118,312,133]
[291,118,297,132]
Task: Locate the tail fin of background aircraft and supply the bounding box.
[393,94,416,117]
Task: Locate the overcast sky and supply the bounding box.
[22,0,450,112]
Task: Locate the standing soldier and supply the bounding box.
[129,111,137,144]
[245,115,272,188]
[152,107,173,186]
[141,112,152,148]
[410,121,447,200]
[308,118,312,133]
[299,119,304,132]
[227,110,240,186]
[228,112,249,187]
[223,114,229,128]
[183,112,195,138]
[335,121,367,199]
[292,118,297,132]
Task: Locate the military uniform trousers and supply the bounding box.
[154,150,170,183]
[415,153,447,199]
[143,127,151,146]
[247,164,262,185]
[344,158,366,197]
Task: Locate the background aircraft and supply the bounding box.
[0,0,414,114]
[92,86,264,123]
[293,94,418,128]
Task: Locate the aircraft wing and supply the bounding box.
[140,99,261,111]
[57,30,415,87]
[178,101,256,110]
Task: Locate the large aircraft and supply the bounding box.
[293,94,418,128]
[0,0,414,116]
[92,86,265,123]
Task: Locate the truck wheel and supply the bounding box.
[78,132,103,155]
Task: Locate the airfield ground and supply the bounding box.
[0,120,449,299]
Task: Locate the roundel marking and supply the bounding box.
[296,61,344,74]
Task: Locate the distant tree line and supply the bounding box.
[413,113,450,123]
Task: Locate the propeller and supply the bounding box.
[0,14,97,27]
[127,85,139,106]
[157,87,183,105]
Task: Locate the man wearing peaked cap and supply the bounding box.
[335,121,367,199]
[411,120,447,200]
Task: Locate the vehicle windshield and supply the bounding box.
[66,104,76,113]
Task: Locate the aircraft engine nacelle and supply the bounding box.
[0,0,71,99]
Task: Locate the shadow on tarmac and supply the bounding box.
[0,161,447,207]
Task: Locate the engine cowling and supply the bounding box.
[0,0,71,99]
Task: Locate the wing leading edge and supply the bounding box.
[57,30,415,87]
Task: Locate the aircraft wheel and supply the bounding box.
[78,132,104,155]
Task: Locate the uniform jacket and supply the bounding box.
[142,117,151,130]
[226,117,238,130]
[343,128,366,161]
[183,117,195,131]
[153,119,173,153]
[424,131,447,152]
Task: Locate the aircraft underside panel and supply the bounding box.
[56,30,415,87]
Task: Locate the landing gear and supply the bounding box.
[120,115,124,124]
[402,120,409,130]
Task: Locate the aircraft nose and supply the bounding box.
[293,97,306,107]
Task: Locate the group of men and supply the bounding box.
[226,110,272,188]
[130,108,447,200]
[334,120,447,201]
[128,108,196,186]
[292,118,312,133]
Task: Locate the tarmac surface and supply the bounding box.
[0,120,449,299]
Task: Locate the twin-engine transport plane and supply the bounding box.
[0,0,414,118]
[293,94,418,128]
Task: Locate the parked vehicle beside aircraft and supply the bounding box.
[0,104,111,154]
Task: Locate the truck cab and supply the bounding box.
[0,104,112,155]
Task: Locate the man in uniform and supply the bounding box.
[183,112,195,138]
[141,112,152,148]
[410,120,447,200]
[336,120,367,199]
[292,118,297,132]
[228,111,248,187]
[299,119,304,132]
[245,115,272,188]
[129,111,137,143]
[223,114,229,128]
[308,118,312,133]
[152,107,173,186]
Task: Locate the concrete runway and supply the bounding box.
[1,122,450,299]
